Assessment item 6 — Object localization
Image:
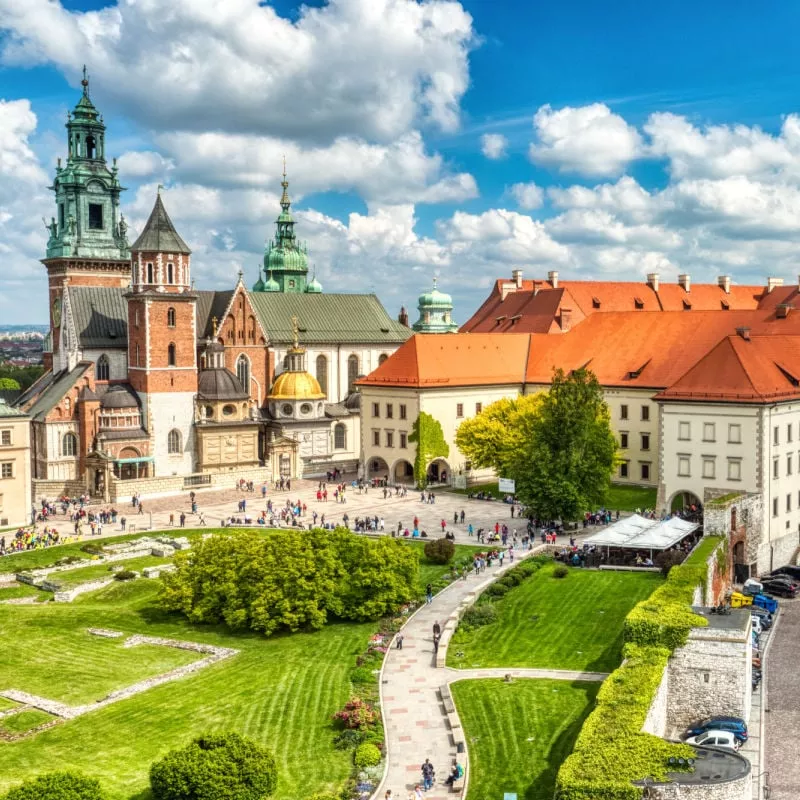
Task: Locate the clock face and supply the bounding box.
[52,297,62,327]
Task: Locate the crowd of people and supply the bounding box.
[0,526,67,555]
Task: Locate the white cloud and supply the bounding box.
[529,103,643,176]
[0,99,47,185]
[510,181,544,210]
[116,150,174,179]
[480,133,508,160]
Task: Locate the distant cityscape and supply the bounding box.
[0,325,47,366]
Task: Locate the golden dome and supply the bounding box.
[268,370,325,400]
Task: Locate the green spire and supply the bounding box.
[412,277,459,333]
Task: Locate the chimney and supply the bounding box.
[646,272,660,292]
[678,274,691,292]
[717,275,731,294]
[560,307,572,332]
[767,277,784,293]
[511,269,523,289]
[548,270,559,289]
[398,306,409,327]
[736,326,751,341]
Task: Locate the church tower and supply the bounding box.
[126,193,197,475]
[42,68,131,368]
[412,278,459,333]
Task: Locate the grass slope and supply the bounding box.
[452,679,600,800]
[0,710,55,736]
[45,556,172,589]
[605,484,657,512]
[448,564,662,672]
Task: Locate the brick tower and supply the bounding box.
[41,67,131,370]
[126,192,197,476]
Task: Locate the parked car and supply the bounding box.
[762,574,799,590]
[743,578,763,596]
[769,565,800,581]
[686,716,748,743]
[760,580,797,598]
[751,616,764,635]
[685,730,741,751]
[750,609,772,629]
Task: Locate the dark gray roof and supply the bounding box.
[0,398,26,418]
[196,290,234,339]
[101,385,140,409]
[248,292,411,345]
[25,364,92,421]
[97,428,149,441]
[324,402,351,418]
[69,287,128,348]
[131,195,191,254]
[198,368,248,401]
[343,390,362,410]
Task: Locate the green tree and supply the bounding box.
[511,368,617,522]
[0,377,20,391]
[150,732,277,800]
[3,771,106,800]
[423,538,456,564]
[408,411,449,488]
[454,394,544,477]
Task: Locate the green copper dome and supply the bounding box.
[264,270,280,292]
[252,273,266,292]
[306,273,323,293]
[412,277,458,333]
[417,277,452,308]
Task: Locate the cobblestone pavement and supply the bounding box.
[764,598,800,800]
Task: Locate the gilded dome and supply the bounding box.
[268,370,325,400]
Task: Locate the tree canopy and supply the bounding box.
[0,377,21,391]
[511,369,617,521]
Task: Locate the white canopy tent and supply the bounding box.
[583,514,699,552]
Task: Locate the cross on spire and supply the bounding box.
[81,65,89,97]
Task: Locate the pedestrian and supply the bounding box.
[396,633,404,650]
[433,620,441,637]
[421,759,435,791]
[385,791,393,799]
[426,583,433,604]
[138,502,144,515]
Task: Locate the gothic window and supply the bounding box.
[147,263,154,284]
[378,353,388,366]
[316,355,328,397]
[347,355,359,393]
[236,355,250,392]
[88,204,103,230]
[96,354,110,381]
[334,423,347,450]
[167,263,174,284]
[62,432,78,457]
[167,307,176,327]
[167,429,182,455]
[168,343,176,367]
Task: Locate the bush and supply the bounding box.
[353,742,382,769]
[552,565,569,579]
[484,583,510,598]
[655,550,684,577]
[332,697,379,730]
[80,544,105,556]
[55,556,84,567]
[3,771,106,800]
[149,732,277,800]
[423,538,456,564]
[461,603,498,630]
[306,794,340,800]
[349,666,376,685]
[113,570,136,582]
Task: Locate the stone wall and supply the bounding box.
[54,578,115,602]
[645,770,752,800]
[641,666,669,737]
[32,478,87,502]
[110,465,272,501]
[703,491,764,578]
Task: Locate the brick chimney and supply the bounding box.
[678,274,691,292]
[717,275,731,294]
[767,277,784,293]
[736,327,751,341]
[511,269,523,289]
[548,270,559,289]
[646,272,660,292]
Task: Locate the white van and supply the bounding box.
[685,729,740,751]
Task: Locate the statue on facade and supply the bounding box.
[43,217,58,240]
[67,214,76,236]
[117,214,128,241]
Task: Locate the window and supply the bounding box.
[774,426,780,446]
[236,355,249,392]
[0,430,10,446]
[702,458,715,480]
[372,403,380,418]
[456,403,464,418]
[773,458,779,479]
[641,433,650,451]
[789,424,794,444]
[619,461,629,478]
[88,203,103,230]
[61,432,78,457]
[641,405,650,421]
[167,307,176,327]
[640,462,650,481]
[167,263,174,284]
[728,459,742,481]
[167,429,182,454]
[787,494,792,513]
[400,404,407,420]
[223,404,235,417]
[620,432,629,449]
[372,430,380,446]
[475,402,482,414]
[386,404,394,419]
[147,263,154,284]
[620,405,628,420]
[64,397,71,413]
[773,497,779,517]
[347,354,359,393]
[316,355,328,397]
[135,308,140,327]
[789,454,793,476]
[0,462,12,479]
[678,421,690,440]
[728,423,741,444]
[702,422,716,442]
[168,343,176,367]
[334,423,346,450]
[400,432,407,448]
[59,203,65,230]
[678,456,690,477]
[300,402,312,415]
[386,431,394,448]
[95,354,110,381]
[378,353,389,366]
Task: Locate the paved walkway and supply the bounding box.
[375,551,607,799]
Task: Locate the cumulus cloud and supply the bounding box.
[510,181,544,210]
[529,103,643,176]
[116,150,174,179]
[480,133,508,160]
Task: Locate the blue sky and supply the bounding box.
[2,0,800,324]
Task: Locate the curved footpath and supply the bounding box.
[374,550,609,799]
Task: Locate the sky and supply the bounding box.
[3,1,800,325]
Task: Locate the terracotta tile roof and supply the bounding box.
[558,281,661,313]
[356,333,532,388]
[654,283,763,311]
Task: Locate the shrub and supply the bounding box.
[484,583,510,598]
[333,697,379,730]
[3,771,106,800]
[423,538,456,564]
[80,544,104,556]
[552,565,569,579]
[655,550,684,577]
[306,794,340,800]
[353,742,382,769]
[501,571,524,586]
[113,570,136,582]
[349,666,376,685]
[461,603,497,630]
[149,732,277,800]
[55,556,83,567]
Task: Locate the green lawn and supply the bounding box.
[0,710,55,736]
[0,583,50,602]
[452,679,600,800]
[45,555,172,589]
[605,484,657,512]
[447,482,506,500]
[0,697,20,713]
[448,563,662,672]
[411,542,486,594]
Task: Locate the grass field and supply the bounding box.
[0,583,50,602]
[45,556,172,589]
[451,679,600,800]
[0,710,55,736]
[605,484,658,512]
[448,563,662,672]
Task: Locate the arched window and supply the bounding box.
[167,429,182,454]
[96,354,110,381]
[86,135,96,159]
[316,355,328,397]
[167,307,176,327]
[62,432,78,457]
[378,353,389,366]
[334,423,347,450]
[168,343,176,367]
[167,263,174,284]
[347,354,359,393]
[236,355,250,392]
[147,263,154,284]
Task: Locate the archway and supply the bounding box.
[392,459,414,484]
[117,447,142,481]
[668,490,702,516]
[426,458,451,486]
[367,456,389,481]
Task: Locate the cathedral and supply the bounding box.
[16,75,412,501]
